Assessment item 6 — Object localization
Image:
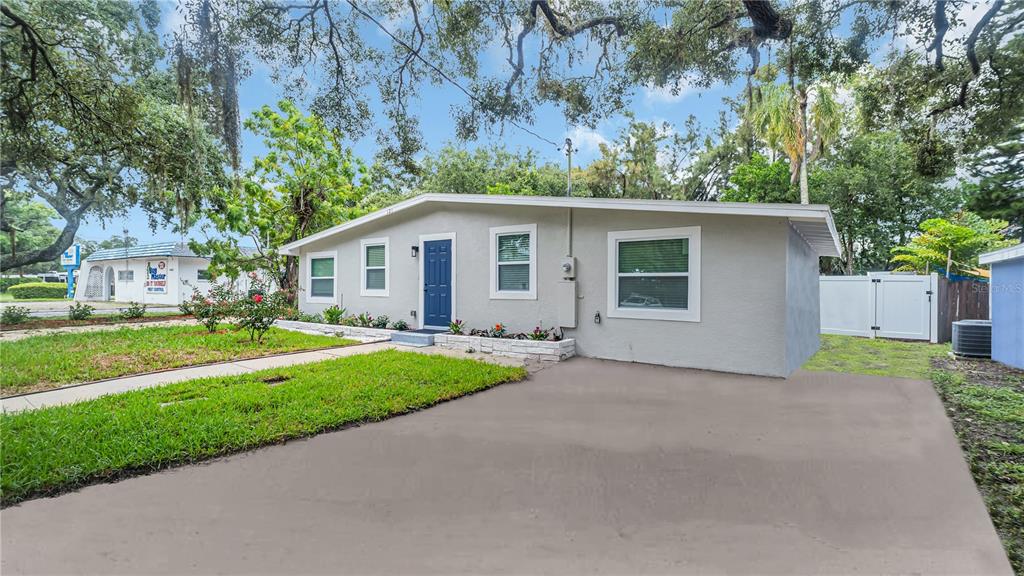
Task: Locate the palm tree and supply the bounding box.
[750,81,841,204]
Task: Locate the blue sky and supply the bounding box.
[76,0,976,245]
[75,2,741,244]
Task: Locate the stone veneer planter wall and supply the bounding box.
[433,334,575,362]
[276,319,575,362]
[275,319,397,341]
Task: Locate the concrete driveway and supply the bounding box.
[0,358,1011,575]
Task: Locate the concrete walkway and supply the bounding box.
[0,360,1011,575]
[0,342,526,413]
[0,299,179,318]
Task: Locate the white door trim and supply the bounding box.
[417,232,456,330]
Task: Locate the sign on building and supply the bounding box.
[145,260,168,294]
[60,245,81,267]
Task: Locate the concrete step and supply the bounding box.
[390,331,435,347]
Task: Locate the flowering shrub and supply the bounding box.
[390,319,409,331]
[355,312,373,327]
[323,305,346,325]
[528,326,551,341]
[449,319,465,335]
[487,323,506,338]
[234,275,288,343]
[370,314,389,329]
[181,283,235,332]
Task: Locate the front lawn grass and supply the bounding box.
[0,350,527,505]
[806,335,1022,573]
[803,333,950,379]
[0,324,355,395]
[0,311,189,332]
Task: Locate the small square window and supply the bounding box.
[306,253,336,303]
[490,224,536,299]
[607,227,700,322]
[360,238,389,297]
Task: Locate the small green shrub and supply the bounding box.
[120,301,147,320]
[528,326,551,340]
[0,277,32,292]
[182,283,236,332]
[371,314,390,329]
[8,282,66,300]
[68,302,94,320]
[1,305,31,325]
[299,312,323,323]
[323,305,346,325]
[390,319,409,331]
[355,312,373,327]
[449,319,465,335]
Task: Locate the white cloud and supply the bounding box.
[566,126,610,154]
[642,81,696,105]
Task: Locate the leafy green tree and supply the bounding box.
[891,212,1014,276]
[192,101,366,297]
[967,123,1024,238]
[0,192,60,273]
[720,153,795,203]
[418,146,569,197]
[811,132,960,274]
[749,78,841,204]
[0,1,225,271]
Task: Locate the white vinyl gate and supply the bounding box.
[820,273,938,342]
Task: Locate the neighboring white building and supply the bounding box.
[74,242,264,306]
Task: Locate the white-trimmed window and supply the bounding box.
[197,269,211,281]
[360,237,389,297]
[117,270,134,282]
[607,226,700,322]
[489,224,536,299]
[306,251,337,303]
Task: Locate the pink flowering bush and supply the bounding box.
[181,283,236,332]
[234,275,288,343]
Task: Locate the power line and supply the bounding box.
[343,0,561,149]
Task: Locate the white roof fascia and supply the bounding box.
[979,243,1024,265]
[279,193,842,257]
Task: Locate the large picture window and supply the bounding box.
[360,237,389,297]
[306,251,337,303]
[489,224,537,299]
[607,227,700,322]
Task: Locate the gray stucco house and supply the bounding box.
[280,194,842,377]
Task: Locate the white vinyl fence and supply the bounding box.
[820,272,938,342]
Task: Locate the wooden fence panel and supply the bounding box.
[936,277,990,343]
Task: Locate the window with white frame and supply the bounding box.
[489,224,536,299]
[197,269,211,281]
[607,226,700,322]
[306,251,336,303]
[117,270,134,282]
[360,238,389,297]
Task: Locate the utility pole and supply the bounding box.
[564,137,577,197]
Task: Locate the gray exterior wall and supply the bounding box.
[296,203,821,377]
[784,225,822,374]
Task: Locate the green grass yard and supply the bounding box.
[0,350,527,505]
[803,334,950,379]
[0,324,355,395]
[805,335,1023,573]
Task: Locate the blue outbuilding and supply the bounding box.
[980,244,1024,369]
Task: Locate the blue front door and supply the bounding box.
[423,239,452,328]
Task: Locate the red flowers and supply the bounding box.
[252,294,263,303]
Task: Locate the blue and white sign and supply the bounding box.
[62,244,81,298]
[60,244,81,267]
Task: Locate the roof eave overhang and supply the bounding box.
[279,193,843,257]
